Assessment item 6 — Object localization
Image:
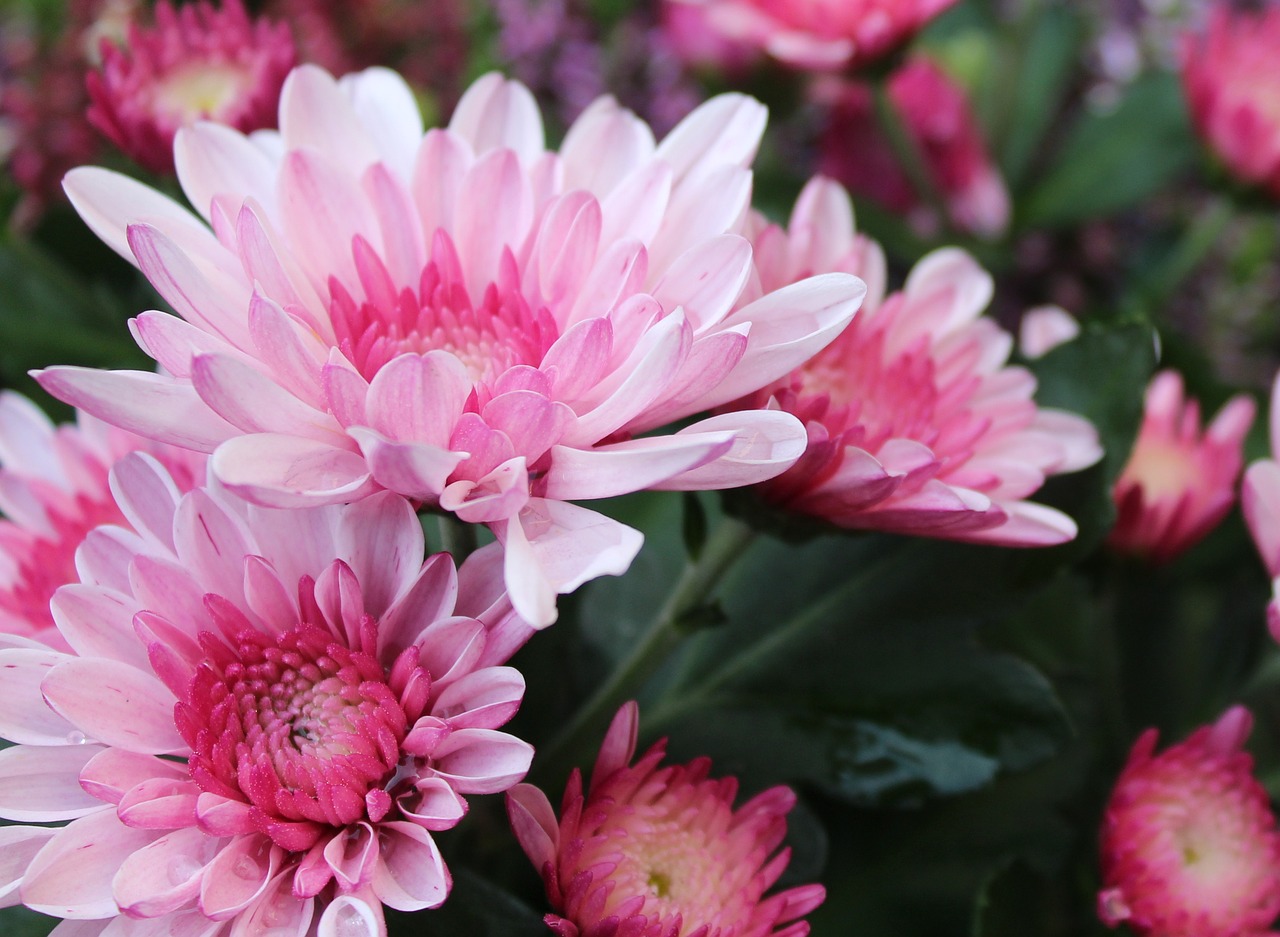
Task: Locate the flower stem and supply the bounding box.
[1127,197,1234,317]
[870,78,950,233]
[437,513,478,563]
[535,515,758,780]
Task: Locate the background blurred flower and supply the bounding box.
[507,701,825,937]
[1181,2,1280,198]
[1018,305,1080,359]
[1242,372,1280,639]
[733,178,1100,546]
[85,0,295,175]
[0,391,204,648]
[44,66,866,626]
[0,467,532,936]
[1108,369,1254,563]
[662,0,958,72]
[1097,706,1280,937]
[816,56,1011,240]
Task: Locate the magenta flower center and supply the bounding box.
[330,235,559,385]
[179,623,430,848]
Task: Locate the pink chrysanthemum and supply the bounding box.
[85,0,295,174]
[1182,5,1280,199]
[1242,372,1280,638]
[0,459,534,937]
[1098,706,1280,937]
[816,57,1011,239]
[1108,370,1254,563]
[43,66,866,626]
[508,702,824,937]
[662,0,957,71]
[0,391,204,647]
[730,177,1101,545]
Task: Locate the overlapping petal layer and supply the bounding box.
[0,459,533,937]
[730,177,1101,545]
[45,66,867,625]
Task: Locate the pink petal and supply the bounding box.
[448,73,544,164]
[318,893,386,937]
[560,96,656,198]
[198,833,279,920]
[174,121,278,224]
[341,68,424,179]
[212,433,377,507]
[279,65,379,177]
[649,410,807,490]
[191,354,337,441]
[958,500,1079,547]
[0,743,105,821]
[365,352,470,446]
[348,429,466,502]
[112,826,217,918]
[654,92,767,186]
[544,431,736,500]
[49,586,147,669]
[79,749,186,806]
[0,825,57,907]
[41,658,185,754]
[378,554,459,659]
[593,700,640,784]
[430,728,534,794]
[505,784,559,871]
[651,234,754,334]
[223,867,312,935]
[433,667,525,730]
[398,777,467,831]
[109,452,184,552]
[0,648,79,746]
[371,822,449,912]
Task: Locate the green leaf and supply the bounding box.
[0,907,56,937]
[1020,72,1195,227]
[385,869,545,937]
[649,533,1072,806]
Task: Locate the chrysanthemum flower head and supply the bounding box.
[662,0,958,72]
[1098,706,1280,937]
[1108,370,1254,563]
[1182,4,1280,199]
[0,391,204,647]
[0,460,535,936]
[508,702,824,937]
[44,66,866,626]
[85,0,295,174]
[730,176,1101,545]
[816,57,1011,239]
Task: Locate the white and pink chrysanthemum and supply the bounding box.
[507,702,824,937]
[86,0,295,174]
[731,177,1101,545]
[0,391,204,648]
[663,0,958,72]
[1109,370,1254,563]
[0,458,535,937]
[1182,5,1280,199]
[1097,706,1280,937]
[816,57,1011,240]
[43,65,866,626]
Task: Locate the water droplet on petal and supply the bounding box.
[332,903,373,937]
[232,854,261,880]
[167,855,203,885]
[65,730,86,745]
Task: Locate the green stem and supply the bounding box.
[536,515,758,778]
[1130,197,1234,317]
[437,513,478,563]
[870,79,951,234]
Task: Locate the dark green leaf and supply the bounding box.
[1020,73,1195,227]
[0,907,56,937]
[385,869,545,937]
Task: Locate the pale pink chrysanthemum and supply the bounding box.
[507,702,825,937]
[43,66,866,626]
[85,0,295,174]
[662,0,957,72]
[816,57,1011,240]
[0,457,535,937]
[1097,706,1280,937]
[1242,371,1280,638]
[730,176,1101,545]
[0,391,204,648]
[1182,5,1280,199]
[1108,370,1254,563]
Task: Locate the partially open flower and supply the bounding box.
[0,391,204,647]
[85,0,295,174]
[662,0,958,72]
[730,177,1101,546]
[0,462,534,936]
[1109,370,1254,563]
[816,56,1011,239]
[1098,706,1280,937]
[45,66,866,627]
[1243,371,1280,637]
[508,702,824,937]
[1182,4,1280,198]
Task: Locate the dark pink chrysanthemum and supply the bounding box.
[508,702,824,937]
[662,0,958,72]
[0,391,204,647]
[1182,5,1280,199]
[86,0,294,174]
[0,461,535,937]
[816,57,1010,239]
[1098,706,1280,937]
[1108,370,1254,563]
[731,176,1100,546]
